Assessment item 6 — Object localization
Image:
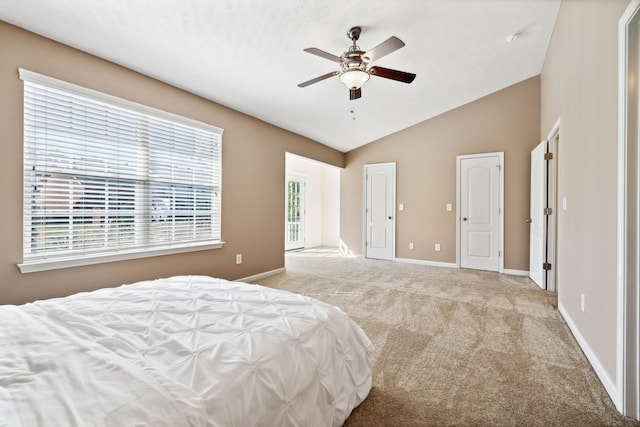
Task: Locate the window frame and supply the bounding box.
[17,69,224,273]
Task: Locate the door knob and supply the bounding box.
[462,217,468,221]
[388,216,393,220]
[525,218,532,224]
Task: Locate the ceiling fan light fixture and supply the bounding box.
[339,70,370,89]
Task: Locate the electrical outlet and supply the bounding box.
[435,243,441,252]
[236,254,242,264]
[580,293,585,312]
[409,242,414,250]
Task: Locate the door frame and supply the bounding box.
[545,120,560,292]
[617,0,640,418]
[363,162,396,260]
[456,152,504,273]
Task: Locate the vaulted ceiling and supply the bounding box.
[0,0,560,152]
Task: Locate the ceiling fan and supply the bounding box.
[298,26,416,100]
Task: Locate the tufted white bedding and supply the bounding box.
[0,276,373,426]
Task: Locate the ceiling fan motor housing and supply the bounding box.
[341,51,366,72]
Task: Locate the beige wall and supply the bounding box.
[0,22,343,305]
[540,0,629,385]
[340,76,541,271]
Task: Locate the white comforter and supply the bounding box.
[0,276,373,426]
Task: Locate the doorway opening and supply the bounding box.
[285,153,340,252]
[617,1,640,418]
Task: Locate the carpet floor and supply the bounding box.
[254,248,640,427]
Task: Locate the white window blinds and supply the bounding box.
[19,69,223,272]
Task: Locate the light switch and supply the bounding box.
[562,197,567,211]
[446,203,452,211]
[399,203,404,211]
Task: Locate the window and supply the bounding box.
[18,69,223,273]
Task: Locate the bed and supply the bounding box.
[0,275,373,426]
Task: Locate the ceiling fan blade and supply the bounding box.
[303,47,343,63]
[362,36,405,62]
[297,71,340,88]
[349,88,362,100]
[369,66,416,83]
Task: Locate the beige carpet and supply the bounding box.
[254,248,640,427]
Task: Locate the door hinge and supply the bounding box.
[544,207,553,215]
[544,152,553,160]
[543,262,552,270]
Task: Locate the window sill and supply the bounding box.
[18,241,226,274]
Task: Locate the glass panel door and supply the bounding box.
[285,175,305,250]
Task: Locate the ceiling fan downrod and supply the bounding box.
[347,26,362,51]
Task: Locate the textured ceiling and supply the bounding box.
[0,0,560,153]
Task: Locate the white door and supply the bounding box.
[365,163,395,260]
[529,140,547,288]
[459,154,501,271]
[285,175,305,250]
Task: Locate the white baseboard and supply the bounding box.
[396,259,530,277]
[395,258,458,268]
[504,269,529,276]
[558,302,618,404]
[236,267,286,283]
